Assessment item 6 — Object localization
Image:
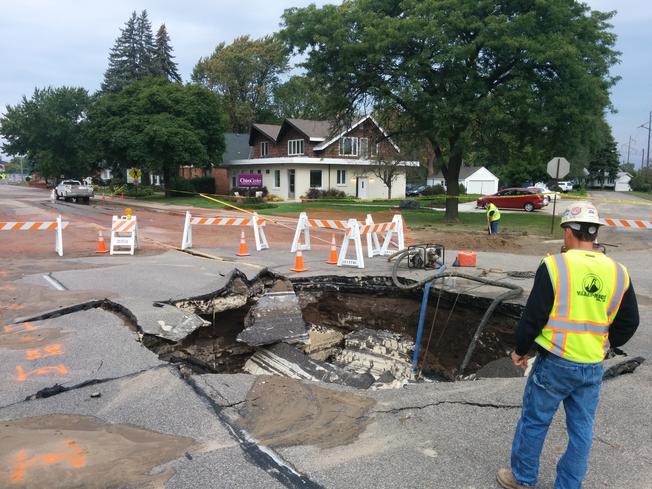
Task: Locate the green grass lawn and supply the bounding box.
[630,191,652,202]
[131,194,562,237]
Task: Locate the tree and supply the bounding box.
[192,35,289,132]
[272,75,330,120]
[281,0,619,219]
[88,78,226,191]
[102,10,159,92]
[154,24,182,83]
[588,122,620,188]
[1,87,92,182]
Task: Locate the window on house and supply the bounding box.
[274,170,281,188]
[231,176,236,188]
[339,137,358,156]
[371,142,378,156]
[359,138,369,159]
[265,169,270,174]
[310,170,322,188]
[288,139,304,156]
[336,169,347,185]
[261,141,269,157]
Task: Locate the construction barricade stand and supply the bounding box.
[362,214,406,257]
[181,211,269,252]
[0,215,68,256]
[110,215,138,255]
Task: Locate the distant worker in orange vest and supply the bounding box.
[497,201,639,489]
[487,202,501,234]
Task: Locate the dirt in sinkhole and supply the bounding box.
[142,276,522,380]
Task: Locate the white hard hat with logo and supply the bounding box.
[560,201,601,233]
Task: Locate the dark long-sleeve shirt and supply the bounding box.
[515,261,640,356]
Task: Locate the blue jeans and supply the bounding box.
[490,220,499,234]
[511,353,604,489]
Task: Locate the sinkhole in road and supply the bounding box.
[142,273,524,386]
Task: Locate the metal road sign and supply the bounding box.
[128,168,142,179]
[547,157,570,179]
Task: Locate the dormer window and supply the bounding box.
[339,137,358,156]
[288,139,304,156]
[260,141,269,157]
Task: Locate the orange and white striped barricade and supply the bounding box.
[0,215,68,256]
[362,214,405,257]
[180,211,268,251]
[337,218,365,269]
[600,218,652,230]
[290,212,349,252]
[110,215,138,255]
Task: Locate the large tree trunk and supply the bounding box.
[387,182,392,199]
[444,138,463,221]
[163,165,171,198]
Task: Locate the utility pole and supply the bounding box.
[638,111,652,169]
[627,135,633,164]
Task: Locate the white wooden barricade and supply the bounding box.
[337,218,365,269]
[0,215,68,256]
[290,212,349,252]
[362,214,405,257]
[110,215,138,255]
[181,211,268,252]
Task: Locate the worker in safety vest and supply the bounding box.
[497,201,639,489]
[487,202,501,234]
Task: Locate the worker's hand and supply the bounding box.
[511,351,530,369]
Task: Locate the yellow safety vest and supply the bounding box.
[535,249,629,363]
[487,203,500,222]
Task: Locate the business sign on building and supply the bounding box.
[238,174,263,187]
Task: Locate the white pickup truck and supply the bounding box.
[557,181,574,192]
[54,180,94,202]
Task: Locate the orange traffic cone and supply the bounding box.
[96,231,109,254]
[291,248,308,272]
[235,230,250,256]
[326,233,338,264]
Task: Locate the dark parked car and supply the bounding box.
[476,188,545,212]
[406,184,427,196]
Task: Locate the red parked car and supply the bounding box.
[476,188,545,212]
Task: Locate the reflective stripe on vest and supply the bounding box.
[535,250,629,363]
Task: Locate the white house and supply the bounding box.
[614,171,632,192]
[223,116,418,200]
[427,166,499,195]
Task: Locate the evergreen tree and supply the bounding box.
[101,10,159,92]
[136,10,157,77]
[101,11,139,92]
[154,24,182,83]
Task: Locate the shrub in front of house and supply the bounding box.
[169,178,196,195]
[232,186,269,197]
[190,176,216,194]
[304,188,347,199]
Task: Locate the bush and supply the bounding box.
[458,183,467,195]
[169,178,195,195]
[399,199,420,209]
[421,184,445,196]
[304,188,347,199]
[232,186,269,197]
[190,176,215,194]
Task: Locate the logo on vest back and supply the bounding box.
[577,274,606,302]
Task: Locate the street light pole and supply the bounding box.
[648,111,651,169]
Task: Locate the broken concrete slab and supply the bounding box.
[0,309,162,406]
[244,343,375,389]
[193,373,257,408]
[301,323,345,361]
[237,291,308,347]
[334,328,414,382]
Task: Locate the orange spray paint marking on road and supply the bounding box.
[10,439,86,483]
[0,284,17,291]
[25,344,64,360]
[3,322,34,334]
[0,304,24,311]
[15,364,68,382]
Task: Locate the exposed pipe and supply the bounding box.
[389,247,523,378]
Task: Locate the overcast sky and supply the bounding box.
[1,0,650,165]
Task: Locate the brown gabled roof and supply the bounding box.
[250,123,281,145]
[285,119,333,140]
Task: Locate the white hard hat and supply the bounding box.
[560,201,601,231]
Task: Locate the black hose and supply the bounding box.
[389,246,523,378]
